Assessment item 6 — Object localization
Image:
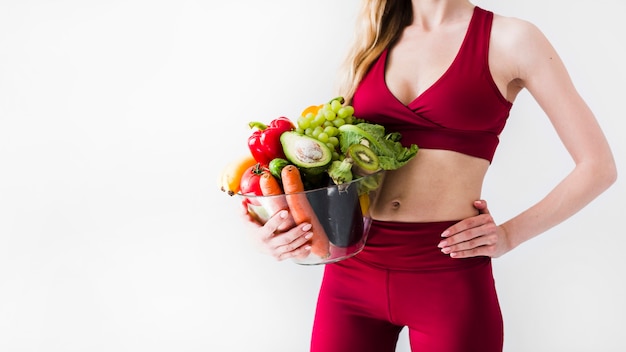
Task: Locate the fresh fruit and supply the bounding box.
[219,153,258,196]
[295,96,358,162]
[239,163,267,196]
[359,193,370,215]
[327,144,380,185]
[280,131,332,174]
[300,104,323,119]
[346,143,380,176]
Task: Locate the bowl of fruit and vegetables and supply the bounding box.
[219,97,418,265]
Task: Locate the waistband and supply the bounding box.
[354,219,490,271]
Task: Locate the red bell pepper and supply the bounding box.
[247,117,294,165]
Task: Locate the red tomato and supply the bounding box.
[239,163,266,196]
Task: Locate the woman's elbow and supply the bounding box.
[596,154,618,191]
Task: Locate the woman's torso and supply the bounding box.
[353,6,521,222]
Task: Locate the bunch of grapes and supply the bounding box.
[295,98,357,161]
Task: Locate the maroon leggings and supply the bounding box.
[310,220,503,352]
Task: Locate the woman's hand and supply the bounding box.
[437,200,512,259]
[241,208,312,261]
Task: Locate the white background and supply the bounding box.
[0,1,624,351]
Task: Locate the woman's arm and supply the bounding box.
[438,18,617,258]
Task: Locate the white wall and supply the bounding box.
[0,1,623,351]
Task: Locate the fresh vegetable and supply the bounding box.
[219,153,258,196]
[280,165,331,259]
[248,117,295,165]
[338,123,418,171]
[259,171,283,197]
[327,144,380,185]
[239,163,267,196]
[268,158,291,180]
[327,159,353,185]
[280,131,332,175]
[256,171,292,222]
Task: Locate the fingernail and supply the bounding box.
[304,245,312,251]
[438,241,447,248]
[441,247,451,254]
[301,223,312,231]
[304,232,313,240]
[279,210,288,219]
[441,230,450,238]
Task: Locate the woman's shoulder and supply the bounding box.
[490,12,548,50]
[487,10,564,89]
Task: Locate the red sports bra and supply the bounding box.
[352,6,513,163]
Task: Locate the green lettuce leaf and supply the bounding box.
[337,123,418,170]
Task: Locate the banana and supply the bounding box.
[219,154,258,196]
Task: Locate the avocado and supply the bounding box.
[280,131,332,174]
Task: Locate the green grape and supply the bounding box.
[317,132,329,143]
[295,99,360,161]
[330,99,343,113]
[324,126,338,137]
[339,105,354,118]
[324,109,336,121]
[337,107,349,119]
[311,126,324,138]
[313,113,326,127]
[298,116,311,130]
[333,118,346,127]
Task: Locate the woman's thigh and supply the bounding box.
[391,261,503,352]
[310,258,404,352]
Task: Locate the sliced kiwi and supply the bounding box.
[347,144,380,176]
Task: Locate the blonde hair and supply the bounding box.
[336,0,413,102]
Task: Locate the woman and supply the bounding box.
[246,0,617,351]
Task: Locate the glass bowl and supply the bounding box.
[239,170,385,265]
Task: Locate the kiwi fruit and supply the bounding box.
[347,144,380,176]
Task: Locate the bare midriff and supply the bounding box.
[369,149,489,222]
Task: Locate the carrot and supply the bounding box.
[280,165,331,259]
[260,171,283,196]
[259,171,290,217]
